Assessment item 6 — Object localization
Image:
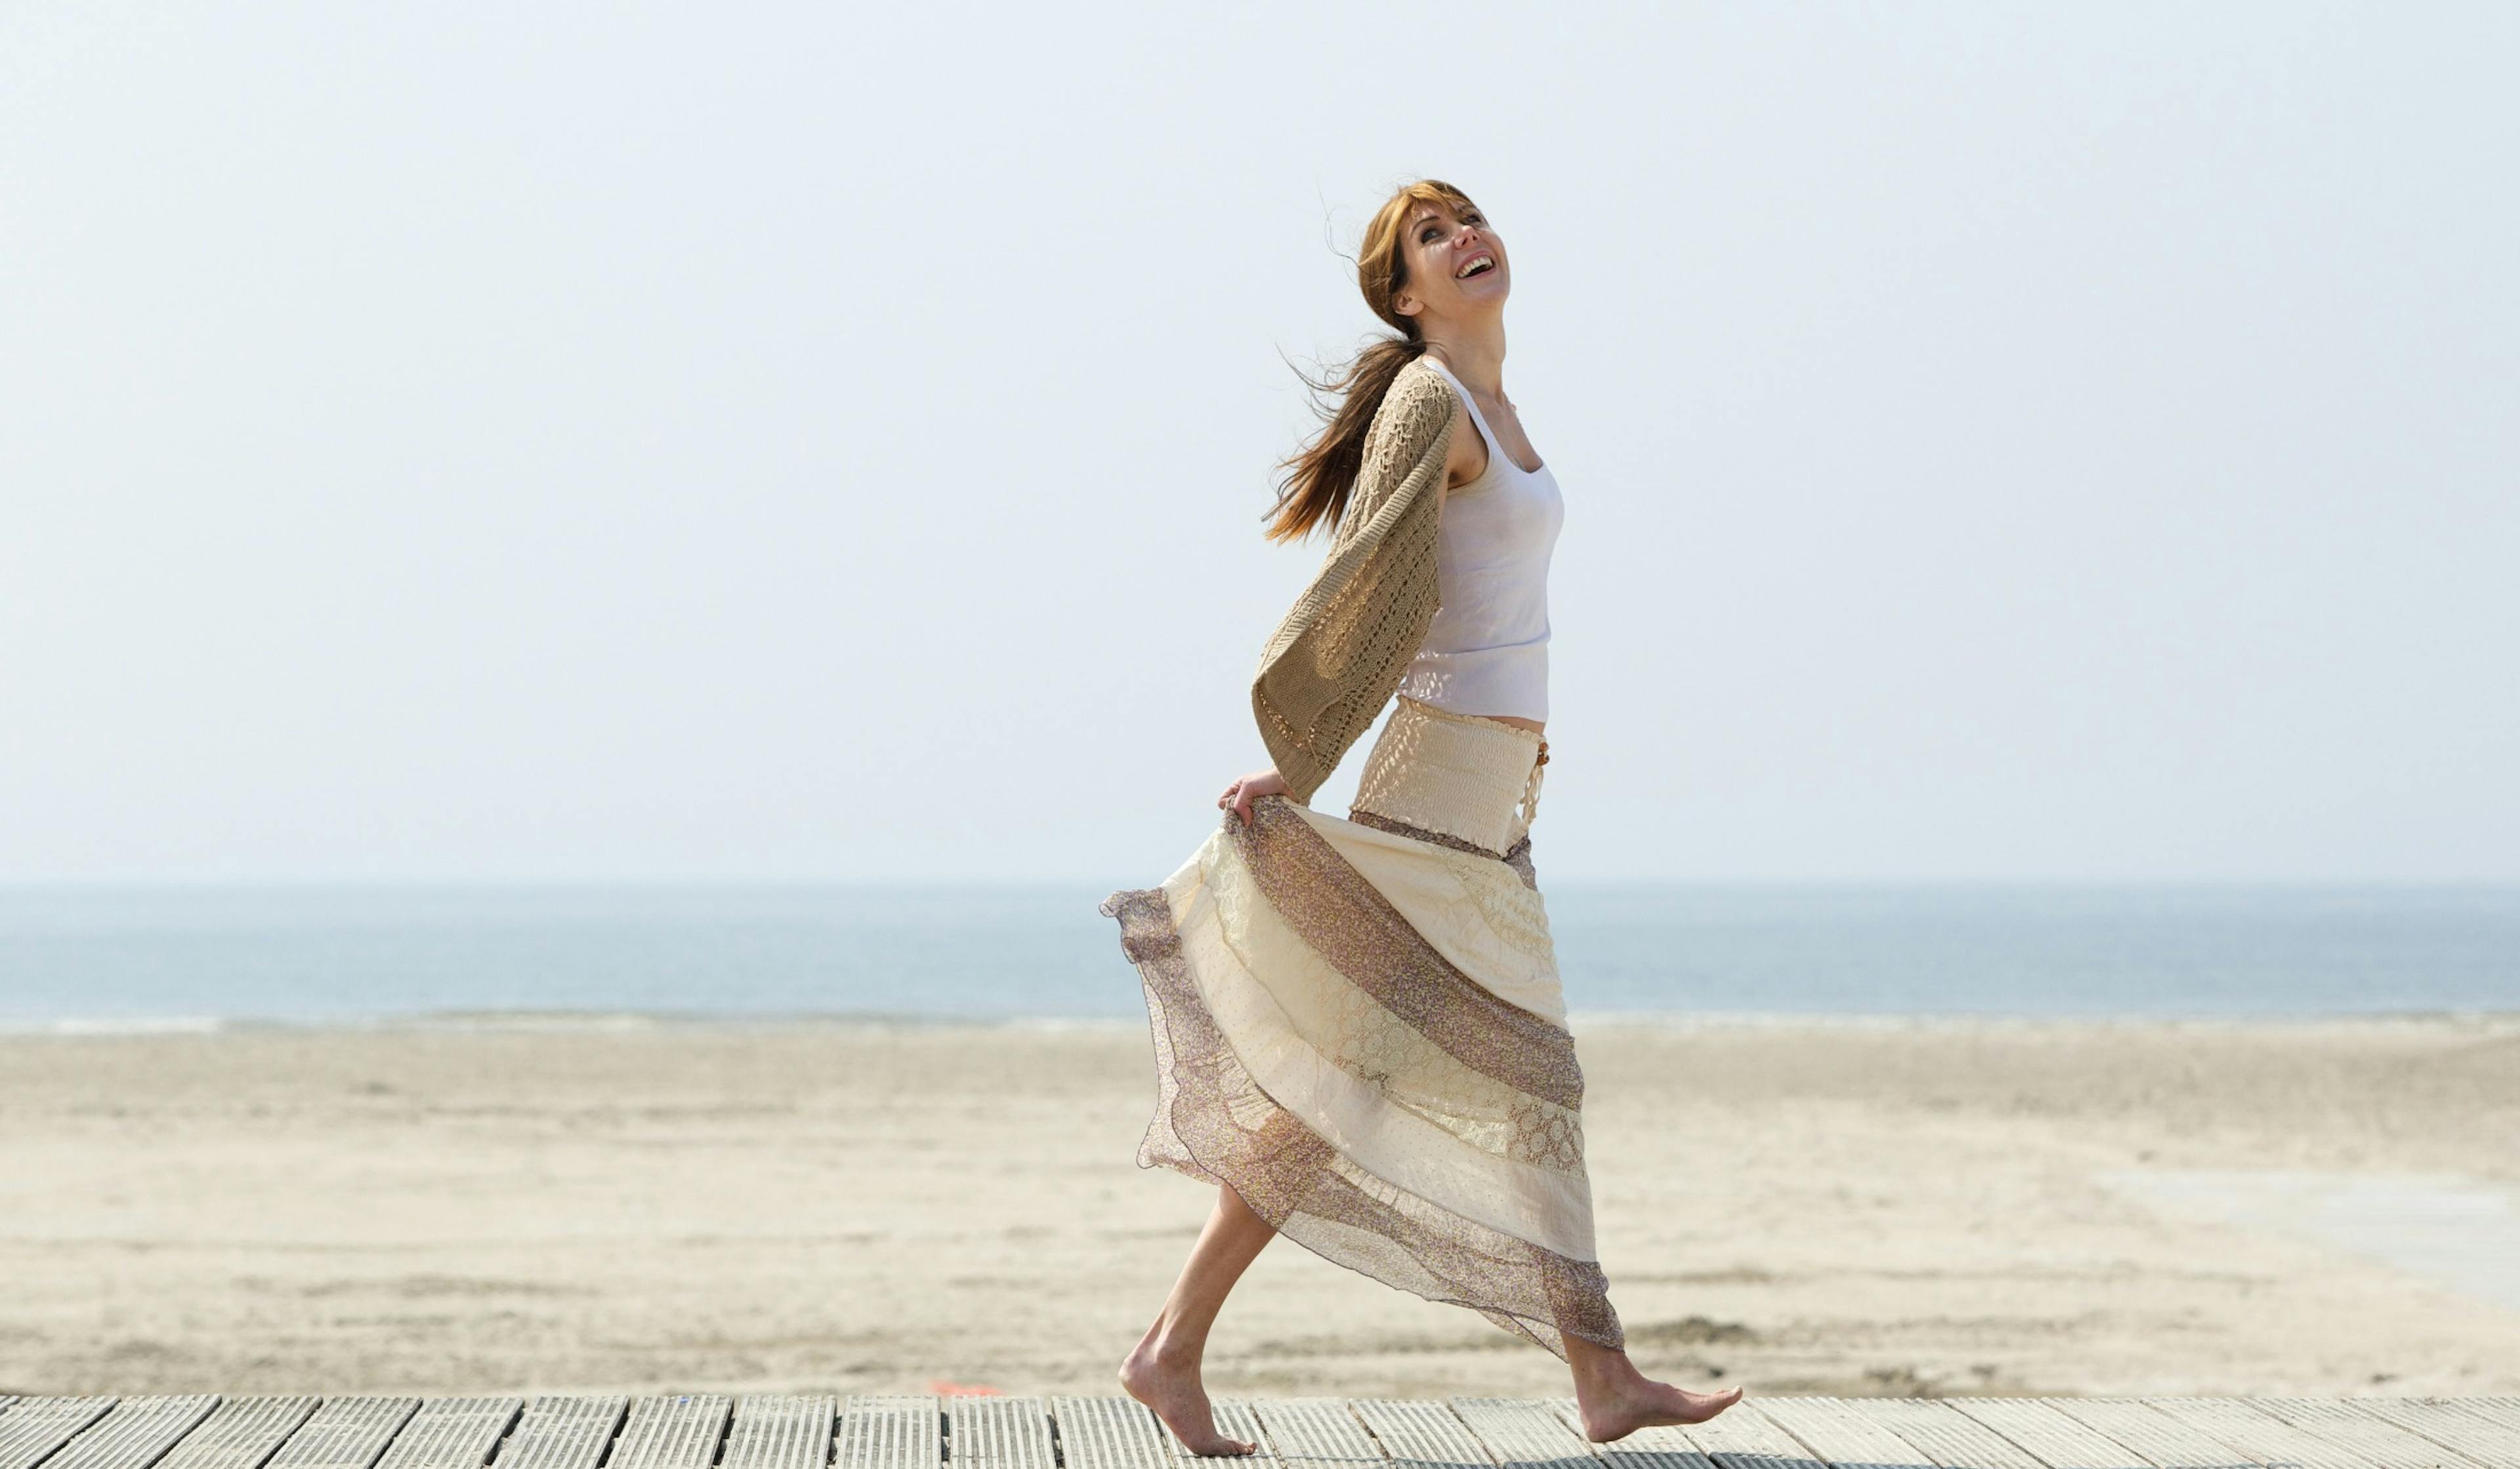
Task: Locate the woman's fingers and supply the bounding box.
[1221,770,1280,823]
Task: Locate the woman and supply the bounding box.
[1098,180,1744,1453]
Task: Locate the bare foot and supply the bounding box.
[1575,1369,1744,1443]
[1119,1333,1256,1457]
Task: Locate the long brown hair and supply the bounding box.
[1262,178,1479,544]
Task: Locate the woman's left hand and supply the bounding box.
[1217,766,1289,825]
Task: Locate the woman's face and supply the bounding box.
[1394,198,1509,323]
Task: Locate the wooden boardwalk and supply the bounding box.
[3,1395,2517,1469]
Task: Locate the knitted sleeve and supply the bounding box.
[1250,360,1457,804]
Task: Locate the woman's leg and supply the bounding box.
[1119,1182,1276,1455]
[1566,1335,1744,1442]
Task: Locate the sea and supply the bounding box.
[3,883,2516,1032]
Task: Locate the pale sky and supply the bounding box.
[4,3,2513,885]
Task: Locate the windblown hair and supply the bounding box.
[1263,178,1479,544]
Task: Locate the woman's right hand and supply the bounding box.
[1218,766,1290,825]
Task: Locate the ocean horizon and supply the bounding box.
[3,881,2516,1032]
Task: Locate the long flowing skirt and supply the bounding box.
[1097,695,1623,1357]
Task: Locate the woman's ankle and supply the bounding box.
[1564,1338,1637,1393]
[1131,1322,1209,1373]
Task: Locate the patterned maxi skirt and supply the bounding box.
[1097,695,1623,1357]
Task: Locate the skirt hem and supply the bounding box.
[1099,818,1625,1359]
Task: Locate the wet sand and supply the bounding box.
[3,1014,2515,1397]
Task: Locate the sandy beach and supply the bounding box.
[3,1015,2515,1399]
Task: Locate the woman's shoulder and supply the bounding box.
[1368,356,1463,450]
[1391,353,1455,406]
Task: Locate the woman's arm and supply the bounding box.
[1247,361,1458,805]
[1226,377,1475,825]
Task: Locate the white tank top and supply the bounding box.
[1396,356,1564,722]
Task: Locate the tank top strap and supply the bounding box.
[1418,356,1505,467]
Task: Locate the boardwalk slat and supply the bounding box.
[945,1400,1054,1469]
[2458,1407,2520,1436]
[266,1399,420,1469]
[730,1396,837,1469]
[1253,1400,1385,1469]
[1349,1401,1492,1469]
[2034,1400,2269,1469]
[1,1398,119,1469]
[2353,1403,2520,1469]
[2250,1399,2495,1469]
[1664,1401,1818,1469]
[1051,1399,1171,1469]
[1942,1400,2152,1469]
[2145,1399,2386,1469]
[1752,1397,1937,1469]
[1450,1400,1597,1469]
[2349,1404,2520,1469]
[610,1398,732,1469]
[41,1397,222,1469]
[492,1398,625,1469]
[832,1397,925,1469]
[154,1397,324,1469]
[1198,1403,1286,1469]
[1542,1399,1713,1469]
[372,1400,522,1469]
[1844,1401,2045,1469]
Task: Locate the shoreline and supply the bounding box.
[7,1006,2519,1038]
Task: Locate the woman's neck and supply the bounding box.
[1421,324,1509,399]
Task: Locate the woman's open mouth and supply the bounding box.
[1455,253,1496,279]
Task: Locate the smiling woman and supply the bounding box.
[1097,179,1742,1456]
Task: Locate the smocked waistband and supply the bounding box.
[1350,697,1549,858]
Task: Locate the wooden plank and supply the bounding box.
[2035,1399,2277,1469]
[1751,1396,1937,1468]
[1252,1400,1383,1469]
[832,1397,926,1469]
[2249,1400,2493,1469]
[1050,1399,1171,1469]
[1942,1401,2152,1469]
[1200,1403,1286,1469]
[1450,1401,1596,1469]
[1349,1401,1492,1469]
[610,1398,732,1469]
[945,1401,1054,1469]
[371,1399,520,1469]
[730,1396,838,1469]
[264,1398,419,1469]
[156,1401,322,1469]
[492,1397,625,1469]
[41,1397,221,1469]
[2456,1409,2520,1439]
[1842,1401,2043,1469]
[1663,1401,1815,1469]
[2349,1403,2520,1469]
[1,1398,119,1469]
[1542,1399,1714,1469]
[2143,1400,2378,1469]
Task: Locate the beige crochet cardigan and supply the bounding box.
[1251,356,1459,803]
